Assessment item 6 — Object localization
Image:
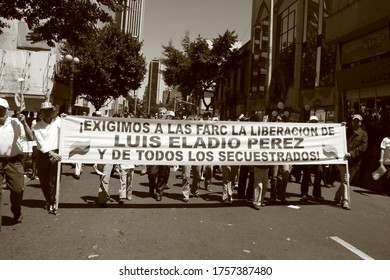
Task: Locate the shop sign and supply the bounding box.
[336,56,390,90]
[342,27,390,64]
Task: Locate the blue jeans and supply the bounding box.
[0,157,25,226]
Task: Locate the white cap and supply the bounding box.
[166,110,175,117]
[40,101,54,110]
[95,111,102,116]
[0,98,9,109]
[309,115,318,122]
[352,114,363,121]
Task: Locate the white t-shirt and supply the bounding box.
[32,117,61,153]
[380,137,390,165]
[0,117,27,157]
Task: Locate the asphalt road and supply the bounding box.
[1,164,390,260]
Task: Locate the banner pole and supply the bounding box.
[55,162,61,210]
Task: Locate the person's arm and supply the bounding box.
[18,114,34,141]
[349,131,368,158]
[379,149,384,165]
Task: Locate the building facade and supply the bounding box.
[116,0,145,41]
[216,0,389,190]
[0,20,56,114]
[145,59,161,116]
[327,0,390,190]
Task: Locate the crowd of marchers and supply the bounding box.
[1,98,390,230]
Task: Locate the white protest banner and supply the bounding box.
[59,116,348,166]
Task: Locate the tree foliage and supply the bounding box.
[0,0,125,46]
[60,24,146,111]
[161,30,238,112]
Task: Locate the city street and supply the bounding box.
[1,163,390,260]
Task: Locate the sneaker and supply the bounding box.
[182,197,189,202]
[342,201,351,210]
[252,203,261,210]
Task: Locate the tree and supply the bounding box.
[0,0,124,47]
[59,24,146,111]
[161,30,238,113]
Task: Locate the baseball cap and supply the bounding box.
[352,114,363,121]
[0,98,9,109]
[40,101,54,110]
[166,110,175,117]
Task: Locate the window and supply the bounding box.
[278,2,297,52]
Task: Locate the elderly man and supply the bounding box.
[0,98,32,226]
[32,101,62,214]
[335,114,368,210]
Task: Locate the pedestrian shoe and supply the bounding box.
[252,203,261,210]
[279,198,288,204]
[118,198,125,204]
[156,195,162,201]
[14,213,23,223]
[73,174,80,180]
[191,192,200,198]
[48,204,57,215]
[301,195,310,201]
[205,187,213,192]
[313,196,324,201]
[342,201,351,210]
[334,197,341,205]
[182,197,189,202]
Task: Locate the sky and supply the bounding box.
[139,0,253,98]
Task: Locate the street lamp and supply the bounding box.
[64,54,80,115]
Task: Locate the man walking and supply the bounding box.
[0,98,32,227]
[32,101,61,214]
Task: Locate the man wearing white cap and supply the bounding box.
[335,114,368,210]
[0,98,33,226]
[32,101,62,214]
